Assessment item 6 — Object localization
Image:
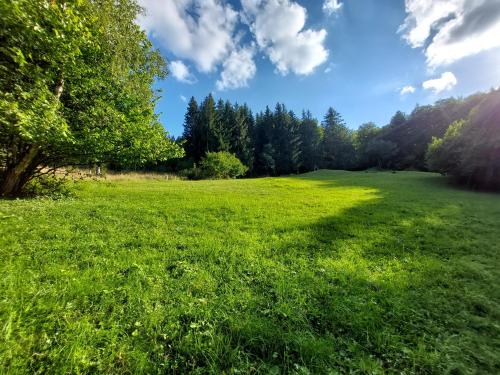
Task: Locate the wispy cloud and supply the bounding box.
[422,72,457,93]
[323,0,342,16]
[399,0,500,68]
[400,85,416,95]
[170,61,196,84]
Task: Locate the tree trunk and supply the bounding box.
[0,146,40,197]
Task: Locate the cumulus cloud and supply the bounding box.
[400,85,416,95]
[399,0,500,68]
[137,0,238,73]
[422,72,457,93]
[170,60,196,84]
[242,0,328,75]
[216,46,257,90]
[323,0,342,16]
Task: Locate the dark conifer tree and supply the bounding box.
[199,94,217,158]
[182,97,200,161]
[321,107,356,169]
[298,110,321,172]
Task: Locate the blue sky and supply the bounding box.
[138,0,500,137]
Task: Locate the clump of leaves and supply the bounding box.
[182,152,248,180]
[22,174,72,199]
[198,152,248,179]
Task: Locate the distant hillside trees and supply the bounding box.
[426,91,500,189]
[179,89,500,190]
[375,95,486,170]
[0,0,182,197]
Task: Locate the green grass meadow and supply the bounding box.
[1,171,499,373]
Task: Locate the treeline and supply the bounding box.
[178,94,358,175]
[173,89,500,189]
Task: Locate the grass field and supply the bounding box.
[1,170,499,374]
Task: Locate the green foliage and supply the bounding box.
[354,122,380,168]
[376,94,486,170]
[0,0,182,196]
[426,91,500,189]
[426,120,466,174]
[298,111,321,172]
[182,95,253,167]
[389,110,407,127]
[1,171,499,373]
[198,151,248,179]
[321,107,356,169]
[22,174,72,199]
[180,90,498,183]
[365,139,399,169]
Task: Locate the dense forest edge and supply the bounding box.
[154,88,500,190]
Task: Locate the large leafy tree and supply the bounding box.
[426,90,500,189]
[0,0,182,196]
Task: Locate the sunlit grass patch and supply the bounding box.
[1,171,499,373]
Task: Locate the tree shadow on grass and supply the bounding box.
[207,172,500,374]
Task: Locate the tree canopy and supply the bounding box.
[426,91,500,189]
[177,89,499,189]
[0,0,182,196]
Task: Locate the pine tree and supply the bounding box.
[232,104,253,167]
[321,107,355,169]
[182,97,199,161]
[298,110,321,172]
[198,94,217,159]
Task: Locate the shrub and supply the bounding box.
[22,174,72,199]
[198,152,248,179]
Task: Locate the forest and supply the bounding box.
[170,90,500,189]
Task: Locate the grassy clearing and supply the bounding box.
[1,170,499,374]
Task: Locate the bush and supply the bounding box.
[22,174,72,199]
[198,152,248,179]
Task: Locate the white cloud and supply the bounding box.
[400,0,500,68]
[180,95,187,103]
[242,0,328,75]
[170,60,196,84]
[400,85,416,95]
[138,0,238,73]
[422,72,457,93]
[216,46,257,90]
[323,0,342,16]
